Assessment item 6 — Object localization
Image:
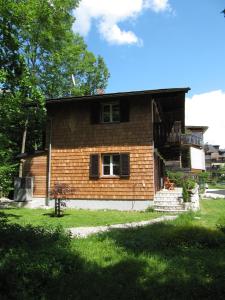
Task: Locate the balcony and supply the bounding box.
[154,122,203,148]
[167,133,203,147]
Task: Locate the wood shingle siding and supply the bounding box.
[22,154,47,197]
[48,97,155,200]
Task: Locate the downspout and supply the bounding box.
[152,99,156,196]
[46,118,52,206]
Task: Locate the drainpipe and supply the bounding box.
[46,118,52,206]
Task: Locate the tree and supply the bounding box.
[0,0,109,98]
[0,0,110,196]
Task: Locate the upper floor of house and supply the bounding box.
[46,88,190,150]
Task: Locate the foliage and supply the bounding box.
[166,171,184,186]
[182,183,189,202]
[50,182,72,217]
[184,177,196,190]
[166,171,196,202]
[197,171,210,185]
[0,164,17,197]
[216,217,225,234]
[0,0,109,98]
[0,0,110,196]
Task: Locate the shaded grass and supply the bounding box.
[0,207,162,228]
[0,200,225,299]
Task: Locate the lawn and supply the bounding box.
[0,207,162,228]
[208,183,225,189]
[0,199,225,299]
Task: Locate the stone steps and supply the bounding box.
[154,208,186,213]
[154,188,186,213]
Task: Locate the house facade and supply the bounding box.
[21,88,190,210]
[204,144,225,170]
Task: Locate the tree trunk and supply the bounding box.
[19,119,28,177]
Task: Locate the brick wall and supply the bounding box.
[48,96,155,200]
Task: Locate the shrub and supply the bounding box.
[166,171,184,186]
[216,217,225,234]
[182,183,190,202]
[0,164,17,197]
[197,171,210,185]
[166,171,196,202]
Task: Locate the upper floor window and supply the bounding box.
[101,102,120,123]
[90,99,129,124]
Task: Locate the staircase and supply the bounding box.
[154,188,186,213]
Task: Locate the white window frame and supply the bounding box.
[101,102,120,123]
[102,154,120,176]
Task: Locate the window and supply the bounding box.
[90,100,130,124]
[89,153,130,179]
[102,154,120,176]
[101,102,120,123]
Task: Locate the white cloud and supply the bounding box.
[73,0,171,45]
[186,90,225,148]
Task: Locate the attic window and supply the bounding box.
[101,102,120,123]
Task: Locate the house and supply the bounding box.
[204,144,225,170]
[181,125,207,173]
[20,87,192,210]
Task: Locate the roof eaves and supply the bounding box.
[46,87,190,105]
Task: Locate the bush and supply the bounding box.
[0,164,17,197]
[197,171,210,185]
[182,183,190,202]
[166,171,196,202]
[185,177,196,190]
[216,217,225,234]
[166,171,184,186]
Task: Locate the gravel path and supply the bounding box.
[203,189,225,199]
[68,215,178,238]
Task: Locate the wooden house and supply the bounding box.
[21,87,192,210]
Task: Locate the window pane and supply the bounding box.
[112,104,119,112]
[103,155,110,164]
[112,104,120,122]
[112,111,120,122]
[103,105,110,112]
[113,165,120,175]
[103,113,110,122]
[113,155,120,164]
[104,166,110,175]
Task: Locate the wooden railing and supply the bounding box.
[154,123,203,147]
[168,133,203,146]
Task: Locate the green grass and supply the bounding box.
[0,199,225,299]
[208,183,225,189]
[191,198,225,228]
[0,207,162,228]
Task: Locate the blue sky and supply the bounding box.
[73,0,225,147]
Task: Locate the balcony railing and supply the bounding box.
[167,133,203,147]
[154,122,203,147]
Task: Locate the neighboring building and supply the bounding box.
[185,126,208,172]
[164,125,207,173]
[204,144,225,170]
[21,87,194,210]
